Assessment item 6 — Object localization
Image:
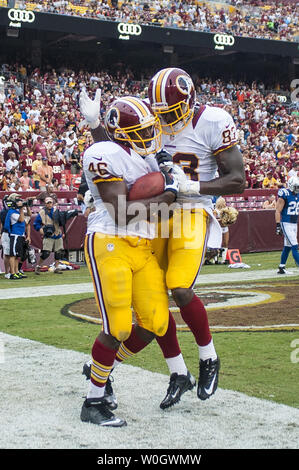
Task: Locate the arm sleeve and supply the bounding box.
[85,152,124,186]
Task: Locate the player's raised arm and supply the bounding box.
[79,88,108,142]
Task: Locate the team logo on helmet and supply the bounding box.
[176,75,193,96]
[106,107,120,129]
[104,96,162,156]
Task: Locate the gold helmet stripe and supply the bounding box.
[154,68,172,104]
[123,96,149,117]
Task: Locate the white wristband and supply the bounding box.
[189,180,200,194]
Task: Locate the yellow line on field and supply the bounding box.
[68,310,101,324]
[175,324,299,332]
[170,290,285,312]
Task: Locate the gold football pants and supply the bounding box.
[84,233,169,342]
[151,208,209,290]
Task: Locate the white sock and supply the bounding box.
[221,248,228,263]
[87,357,121,370]
[199,340,217,361]
[112,359,122,369]
[87,381,105,399]
[165,353,188,376]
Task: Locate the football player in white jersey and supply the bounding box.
[79,69,245,409]
[80,96,182,427]
[147,67,245,406]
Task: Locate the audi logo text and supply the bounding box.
[277,95,287,103]
[8,9,35,23]
[118,23,142,40]
[213,34,235,50]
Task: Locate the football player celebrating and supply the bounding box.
[147,68,245,405]
[275,175,299,274]
[79,69,245,409]
[80,96,182,427]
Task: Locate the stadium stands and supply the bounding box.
[0,0,298,217]
[1,0,298,42]
[0,61,297,212]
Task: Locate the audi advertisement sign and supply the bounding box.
[213,34,235,50]
[0,7,298,58]
[117,22,142,40]
[8,8,36,28]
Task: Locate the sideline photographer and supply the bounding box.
[33,196,64,274]
[33,196,79,274]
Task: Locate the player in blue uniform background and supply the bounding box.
[275,175,299,274]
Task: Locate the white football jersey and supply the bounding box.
[83,141,159,238]
[162,104,238,207]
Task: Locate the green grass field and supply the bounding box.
[1,251,298,408]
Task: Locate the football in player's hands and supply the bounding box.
[128,172,165,200]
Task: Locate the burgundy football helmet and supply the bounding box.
[148,67,196,135]
[104,96,162,156]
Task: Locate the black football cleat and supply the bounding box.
[277,266,287,275]
[82,361,92,380]
[160,371,196,410]
[80,398,126,427]
[103,375,118,410]
[197,357,220,400]
[82,362,118,410]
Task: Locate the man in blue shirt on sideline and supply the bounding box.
[4,196,27,280]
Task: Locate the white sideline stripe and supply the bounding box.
[0,268,298,300]
[0,332,298,450]
[0,283,93,299]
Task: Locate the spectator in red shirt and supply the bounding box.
[32,136,49,159]
[3,142,19,162]
[19,148,34,176]
[236,90,245,103]
[54,112,66,132]
[48,154,65,183]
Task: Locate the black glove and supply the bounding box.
[155,149,173,169]
[276,222,283,236]
[160,167,179,198]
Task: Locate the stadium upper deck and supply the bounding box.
[0,0,298,43]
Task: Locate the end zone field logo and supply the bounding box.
[62,281,299,332]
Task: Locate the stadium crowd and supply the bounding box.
[11,0,299,43]
[0,62,298,195]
